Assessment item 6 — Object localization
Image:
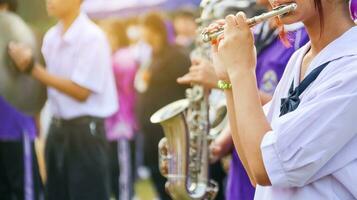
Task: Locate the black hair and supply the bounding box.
[0,0,18,12]
[314,0,324,31]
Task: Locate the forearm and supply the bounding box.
[230,69,271,185]
[224,90,257,186]
[31,63,90,102]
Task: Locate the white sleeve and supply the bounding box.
[260,69,357,188]
[41,29,54,63]
[71,37,112,93]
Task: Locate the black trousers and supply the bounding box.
[45,117,110,200]
[210,161,226,200]
[0,141,43,200]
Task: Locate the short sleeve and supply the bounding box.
[260,69,357,187]
[71,37,112,93]
[41,28,55,62]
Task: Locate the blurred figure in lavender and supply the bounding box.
[136,12,190,200]
[100,20,138,200]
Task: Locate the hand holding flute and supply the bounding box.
[202,3,297,43]
[211,12,257,81]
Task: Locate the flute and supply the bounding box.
[201,3,298,43]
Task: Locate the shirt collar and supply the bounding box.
[300,26,357,76]
[55,13,88,44]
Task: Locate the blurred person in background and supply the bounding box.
[0,1,43,199]
[8,0,118,199]
[136,12,190,200]
[172,8,198,52]
[100,19,138,200]
[178,0,309,199]
[351,0,357,23]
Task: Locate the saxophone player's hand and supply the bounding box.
[209,125,234,163]
[158,138,169,176]
[177,57,219,89]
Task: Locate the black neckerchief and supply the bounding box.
[280,61,331,117]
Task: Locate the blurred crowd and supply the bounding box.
[1,0,357,200]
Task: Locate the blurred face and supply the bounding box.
[173,17,197,37]
[46,0,81,18]
[269,0,317,25]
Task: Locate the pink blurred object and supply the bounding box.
[351,0,357,21]
[105,48,138,140]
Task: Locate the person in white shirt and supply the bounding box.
[8,0,118,199]
[209,0,357,199]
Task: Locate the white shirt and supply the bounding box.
[42,13,118,119]
[255,26,357,200]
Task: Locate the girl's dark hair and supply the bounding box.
[0,0,18,12]
[140,12,169,47]
[314,0,324,32]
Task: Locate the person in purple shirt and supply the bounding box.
[0,1,43,199]
[178,1,309,199]
[351,0,357,23]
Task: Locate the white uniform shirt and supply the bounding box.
[255,26,357,200]
[42,13,118,119]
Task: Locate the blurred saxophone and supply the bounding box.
[151,85,221,200]
[150,1,229,199]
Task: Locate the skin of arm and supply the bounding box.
[8,42,91,102]
[31,63,91,102]
[211,13,272,186]
[224,89,259,186]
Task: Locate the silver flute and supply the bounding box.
[201,3,297,43]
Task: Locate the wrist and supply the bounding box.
[228,67,255,83]
[31,63,46,79]
[24,56,35,75]
[217,80,232,90]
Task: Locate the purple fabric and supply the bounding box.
[0,96,36,141]
[83,0,200,19]
[226,27,309,200]
[23,131,34,200]
[351,0,357,20]
[105,48,138,140]
[165,21,176,45]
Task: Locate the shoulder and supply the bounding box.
[81,16,108,44]
[43,26,58,43]
[306,56,357,99]
[322,56,357,81]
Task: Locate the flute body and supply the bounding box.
[201,3,298,43]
